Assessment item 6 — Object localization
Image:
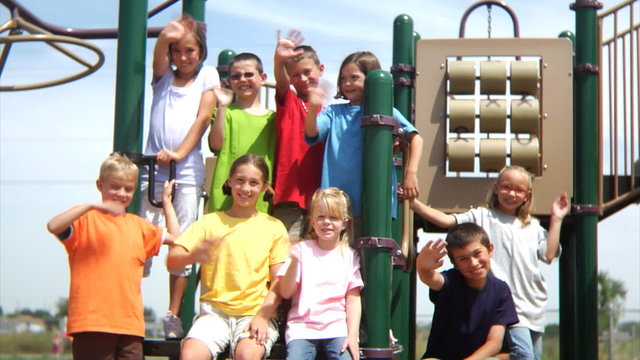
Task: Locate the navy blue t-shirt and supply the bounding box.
[423,268,518,360]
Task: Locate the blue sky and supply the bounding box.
[1,0,638,324]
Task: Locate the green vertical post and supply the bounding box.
[114,0,148,214]
[361,70,395,357]
[218,49,236,87]
[174,0,207,334]
[391,14,414,360]
[182,0,205,21]
[558,30,578,360]
[571,1,601,359]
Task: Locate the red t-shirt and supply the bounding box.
[273,88,324,210]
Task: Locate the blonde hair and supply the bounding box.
[306,187,353,248]
[99,153,138,182]
[486,165,534,225]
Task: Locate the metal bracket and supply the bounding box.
[572,204,601,215]
[393,77,414,87]
[360,345,403,359]
[393,157,404,167]
[574,63,599,74]
[390,63,415,73]
[216,65,229,73]
[361,114,397,128]
[570,1,604,10]
[357,237,406,267]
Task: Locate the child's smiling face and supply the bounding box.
[229,60,266,99]
[170,32,201,76]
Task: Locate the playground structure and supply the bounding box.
[1,0,638,359]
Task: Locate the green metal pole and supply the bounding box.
[558,30,578,360]
[182,0,205,21]
[114,0,148,214]
[391,14,414,360]
[217,49,236,86]
[361,70,395,357]
[176,0,207,333]
[571,1,601,359]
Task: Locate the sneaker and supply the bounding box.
[163,311,184,339]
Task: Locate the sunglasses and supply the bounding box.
[229,72,257,81]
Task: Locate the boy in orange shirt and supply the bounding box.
[47,153,179,359]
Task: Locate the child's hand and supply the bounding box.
[307,86,326,107]
[95,201,126,216]
[191,237,221,263]
[341,336,360,360]
[244,315,270,345]
[551,192,570,220]
[289,243,302,262]
[275,29,304,61]
[161,20,187,43]
[162,179,176,204]
[156,149,180,164]
[213,87,233,107]
[416,239,447,271]
[402,172,420,200]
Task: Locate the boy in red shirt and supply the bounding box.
[272,29,325,240]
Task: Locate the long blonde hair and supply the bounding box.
[306,187,353,248]
[486,165,534,225]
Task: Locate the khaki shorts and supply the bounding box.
[271,202,308,241]
[184,302,279,358]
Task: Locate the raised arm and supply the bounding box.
[274,29,304,103]
[402,132,423,199]
[161,180,180,244]
[415,239,447,290]
[464,324,506,360]
[304,86,325,138]
[278,244,301,299]
[47,201,125,236]
[410,198,457,229]
[208,87,233,152]
[545,191,570,263]
[342,288,362,360]
[157,88,217,164]
[153,20,186,80]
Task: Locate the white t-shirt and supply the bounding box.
[277,239,364,343]
[144,66,220,186]
[454,207,559,332]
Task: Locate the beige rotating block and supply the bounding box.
[480,61,506,94]
[447,138,475,172]
[511,136,540,174]
[479,100,507,133]
[449,99,476,132]
[448,61,476,94]
[510,61,539,95]
[479,139,506,172]
[511,99,540,135]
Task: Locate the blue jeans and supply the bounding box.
[507,326,543,360]
[287,338,352,360]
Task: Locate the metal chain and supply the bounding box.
[487,4,492,38]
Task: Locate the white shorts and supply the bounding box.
[140,181,202,277]
[184,302,279,358]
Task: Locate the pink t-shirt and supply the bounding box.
[273,88,324,210]
[277,239,363,343]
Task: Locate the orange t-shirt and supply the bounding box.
[62,209,162,337]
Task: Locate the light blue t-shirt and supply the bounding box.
[306,104,417,216]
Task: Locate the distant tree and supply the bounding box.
[54,297,69,319]
[144,306,156,322]
[598,271,627,360]
[0,305,3,316]
[598,271,627,332]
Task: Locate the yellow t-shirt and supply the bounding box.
[175,211,289,316]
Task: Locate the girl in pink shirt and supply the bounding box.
[278,187,363,360]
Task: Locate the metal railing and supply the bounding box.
[598,0,640,218]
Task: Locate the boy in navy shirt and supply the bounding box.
[417,223,518,360]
